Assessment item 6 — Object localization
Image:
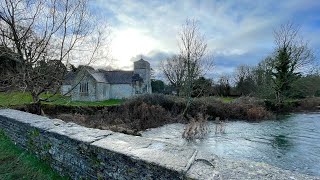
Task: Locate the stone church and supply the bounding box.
[62,58,152,101]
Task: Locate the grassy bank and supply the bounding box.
[0,130,68,180]
[0,92,123,107]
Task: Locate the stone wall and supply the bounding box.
[60,84,72,96]
[110,84,133,99]
[0,109,215,179]
[0,109,318,180]
[72,72,97,101]
[96,82,110,101]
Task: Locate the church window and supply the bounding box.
[80,82,89,95]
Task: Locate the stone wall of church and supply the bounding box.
[96,83,110,101]
[60,85,72,96]
[110,84,133,99]
[72,74,97,101]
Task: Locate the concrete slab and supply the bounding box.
[48,123,113,143]
[0,109,50,124]
[91,132,197,173]
[0,109,66,131]
[186,150,220,180]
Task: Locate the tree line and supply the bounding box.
[159,21,318,106]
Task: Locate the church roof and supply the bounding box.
[63,71,76,85]
[88,70,134,84]
[105,71,134,84]
[90,72,107,83]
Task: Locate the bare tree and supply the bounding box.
[179,19,212,115]
[234,65,252,84]
[234,64,256,95]
[161,19,212,115]
[215,74,231,96]
[271,22,314,104]
[160,55,186,96]
[0,0,107,113]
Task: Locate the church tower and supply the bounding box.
[133,58,152,94]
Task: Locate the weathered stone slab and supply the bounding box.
[0,109,49,124]
[48,123,113,143]
[0,109,65,132]
[92,132,196,173]
[186,150,220,180]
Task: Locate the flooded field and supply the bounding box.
[142,113,320,176]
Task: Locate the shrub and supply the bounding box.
[125,94,188,115]
[190,97,227,119]
[133,102,174,130]
[297,97,320,111]
[182,113,209,140]
[246,107,272,121]
[16,94,275,134]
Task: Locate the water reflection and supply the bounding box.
[271,135,293,152]
[142,113,320,176]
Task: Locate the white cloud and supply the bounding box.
[91,0,320,72]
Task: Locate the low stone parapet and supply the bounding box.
[0,109,318,180]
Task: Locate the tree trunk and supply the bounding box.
[176,87,180,96]
[31,93,42,115]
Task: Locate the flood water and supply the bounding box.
[142,113,320,176]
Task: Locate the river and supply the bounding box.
[141,113,320,176]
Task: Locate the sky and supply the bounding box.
[89,0,320,79]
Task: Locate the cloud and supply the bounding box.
[90,0,320,77]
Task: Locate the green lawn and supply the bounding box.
[45,95,123,106]
[0,92,33,107]
[0,92,123,107]
[218,96,236,103]
[0,130,68,180]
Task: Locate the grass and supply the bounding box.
[0,130,68,180]
[218,96,236,103]
[0,92,33,107]
[45,95,123,106]
[0,92,123,107]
